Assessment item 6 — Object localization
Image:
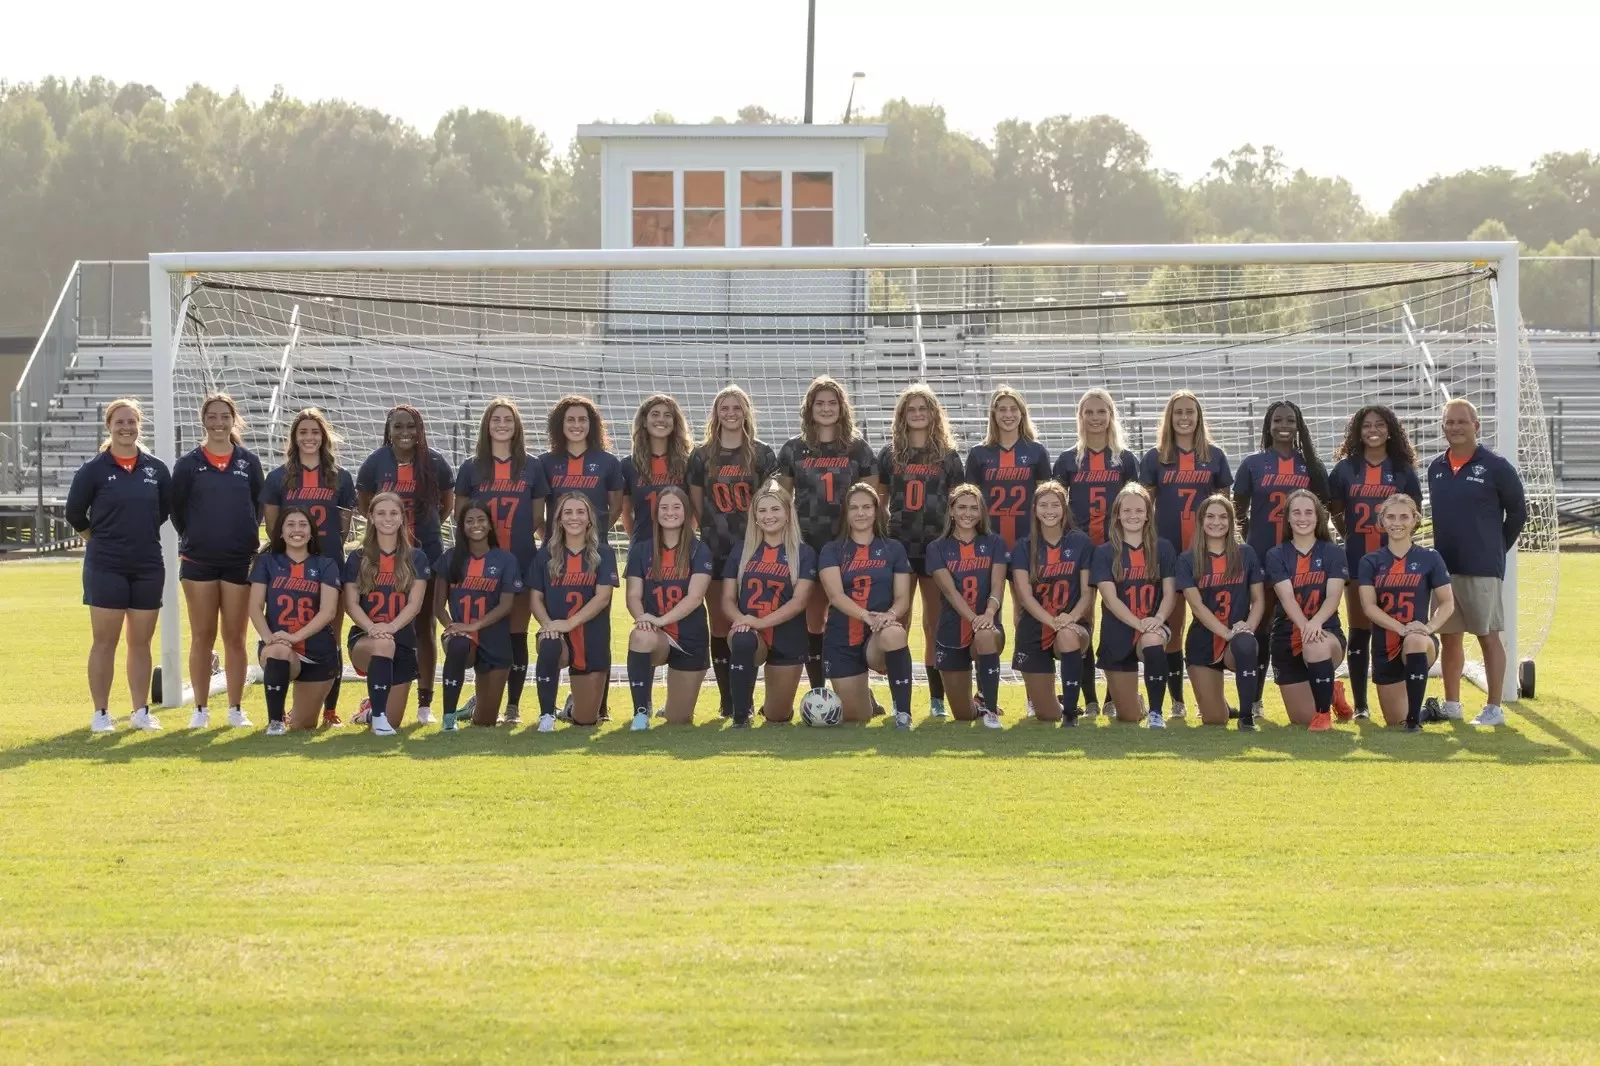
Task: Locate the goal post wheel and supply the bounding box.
[1519,659,1536,701]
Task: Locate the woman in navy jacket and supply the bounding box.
[170,392,264,730]
[66,398,172,733]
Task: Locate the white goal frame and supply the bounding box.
[148,241,1525,708]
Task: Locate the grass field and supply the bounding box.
[3,556,1599,1064]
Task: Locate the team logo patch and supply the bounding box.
[1473,465,1485,476]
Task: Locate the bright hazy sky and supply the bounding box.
[3,2,1592,212]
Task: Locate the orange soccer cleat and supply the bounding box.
[1308,711,1333,732]
[1332,680,1354,722]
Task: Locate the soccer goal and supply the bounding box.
[148,243,1555,706]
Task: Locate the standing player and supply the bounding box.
[455,397,549,724]
[1090,484,1179,728]
[1427,397,1527,725]
[172,392,264,730]
[1175,495,1265,730]
[1140,390,1233,721]
[263,408,357,725]
[1009,481,1094,725]
[876,383,966,717]
[248,507,342,733]
[688,385,779,718]
[1328,405,1422,722]
[966,385,1052,551]
[343,493,432,736]
[67,398,172,733]
[540,394,624,538]
[620,393,693,539]
[778,375,879,693]
[624,486,713,728]
[927,484,1010,728]
[818,484,915,727]
[357,405,454,724]
[722,481,817,727]
[1358,494,1456,731]
[433,501,524,729]
[528,494,618,730]
[1264,490,1347,730]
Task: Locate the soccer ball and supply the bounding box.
[800,687,843,727]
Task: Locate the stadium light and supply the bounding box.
[844,72,866,124]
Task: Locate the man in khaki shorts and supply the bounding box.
[1424,399,1527,726]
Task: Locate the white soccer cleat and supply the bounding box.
[266,721,287,736]
[130,708,162,731]
[188,708,210,730]
[416,707,435,726]
[537,713,556,733]
[981,711,1002,729]
[369,712,397,736]
[1169,703,1187,720]
[90,710,115,734]
[1102,699,1117,720]
[1440,700,1464,721]
[226,706,252,728]
[1024,700,1036,718]
[351,699,372,726]
[1147,710,1166,729]
[1471,705,1506,727]
[894,710,912,730]
[631,709,650,731]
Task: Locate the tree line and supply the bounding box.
[1,77,1597,332]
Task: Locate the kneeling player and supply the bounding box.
[248,507,342,733]
[1357,494,1455,731]
[343,493,432,735]
[1265,490,1348,730]
[625,486,714,728]
[721,481,817,726]
[1175,495,1265,729]
[927,485,1009,728]
[1009,481,1094,725]
[1090,484,1178,727]
[434,501,523,729]
[819,484,915,727]
[528,493,618,729]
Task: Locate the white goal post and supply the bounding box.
[149,241,1548,708]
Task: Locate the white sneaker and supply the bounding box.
[894,710,912,730]
[226,706,252,728]
[370,712,397,736]
[188,708,210,729]
[1440,700,1464,721]
[631,709,650,731]
[266,721,286,736]
[1471,704,1506,727]
[1169,702,1186,720]
[416,707,435,726]
[90,710,115,734]
[537,713,556,733]
[1025,700,1036,718]
[981,711,1002,729]
[1147,710,1166,729]
[130,707,162,731]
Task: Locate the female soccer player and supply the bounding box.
[1140,390,1233,720]
[927,484,1009,728]
[1009,481,1094,725]
[172,392,264,730]
[540,394,624,539]
[455,397,549,724]
[248,507,342,733]
[1174,495,1265,730]
[1264,489,1348,730]
[688,385,779,718]
[965,385,1051,551]
[67,398,172,733]
[818,483,915,727]
[1329,404,1423,722]
[722,480,816,727]
[779,375,879,693]
[620,393,693,539]
[343,492,432,736]
[1357,494,1455,731]
[433,501,524,730]
[263,408,357,725]
[357,405,454,723]
[876,383,966,718]
[1091,484,1179,728]
[625,486,713,729]
[528,493,618,729]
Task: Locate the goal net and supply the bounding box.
[153,245,1557,703]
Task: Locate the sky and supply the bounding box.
[2,1,1593,212]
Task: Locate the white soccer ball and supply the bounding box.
[799,687,843,727]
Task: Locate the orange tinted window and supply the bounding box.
[741,210,782,247]
[684,171,724,209]
[793,171,833,209]
[685,209,726,247]
[792,210,833,247]
[632,171,673,209]
[632,210,673,247]
[741,171,782,209]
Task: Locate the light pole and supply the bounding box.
[803,0,816,123]
[844,71,865,123]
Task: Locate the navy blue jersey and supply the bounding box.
[539,448,624,538]
[875,444,966,562]
[1358,544,1453,661]
[819,536,910,648]
[1053,447,1139,547]
[357,446,454,556]
[723,541,818,614]
[171,444,265,567]
[1010,531,1094,656]
[1234,450,1317,560]
[619,452,691,536]
[250,551,341,656]
[435,546,524,665]
[527,542,619,674]
[66,449,172,571]
[1176,545,1265,662]
[1425,446,1527,578]
[778,435,879,547]
[1091,539,1178,656]
[1139,445,1233,552]
[926,532,1008,650]
[1328,456,1423,573]
[626,535,714,648]
[343,547,433,647]
[1265,540,1348,649]
[455,455,550,567]
[262,463,357,556]
[964,441,1052,549]
[686,441,780,560]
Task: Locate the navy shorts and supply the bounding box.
[1097,625,1171,673]
[824,639,870,679]
[83,563,164,610]
[755,619,808,668]
[1270,624,1347,686]
[933,624,1006,674]
[179,557,251,585]
[347,626,419,685]
[1184,624,1236,672]
[443,633,512,673]
[1371,633,1440,686]
[665,638,710,673]
[258,639,339,682]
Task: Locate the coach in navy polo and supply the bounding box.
[1426,398,1527,726]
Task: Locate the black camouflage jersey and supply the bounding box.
[686,440,779,562]
[875,444,966,564]
[777,434,878,548]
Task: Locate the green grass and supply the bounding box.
[3,557,1599,1064]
